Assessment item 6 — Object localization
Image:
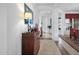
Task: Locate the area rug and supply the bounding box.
[60,36,79,52]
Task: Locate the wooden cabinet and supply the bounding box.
[22,32,40,55]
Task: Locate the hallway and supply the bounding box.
[38,37,71,55]
[37,33,70,55]
[38,39,61,55]
[0,3,79,55]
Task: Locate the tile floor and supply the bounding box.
[55,41,69,55]
[38,39,61,55]
[38,33,70,55]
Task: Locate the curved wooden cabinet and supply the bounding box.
[22,32,40,55]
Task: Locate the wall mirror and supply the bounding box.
[24,3,33,25]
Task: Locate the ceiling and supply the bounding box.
[34,3,79,13]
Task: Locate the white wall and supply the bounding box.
[42,15,48,33]
[52,8,66,41]
[38,11,52,34]
[26,3,38,26]
[6,3,36,55]
[58,9,66,36]
[7,3,28,55]
[0,4,7,55]
[52,9,59,41]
